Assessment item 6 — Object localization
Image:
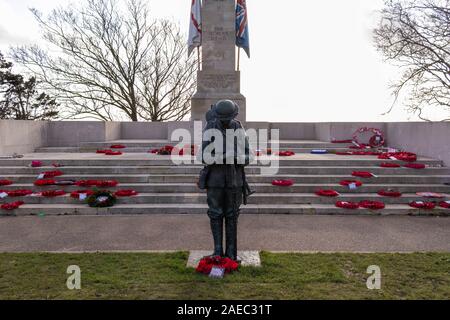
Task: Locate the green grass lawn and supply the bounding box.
[0,252,448,299]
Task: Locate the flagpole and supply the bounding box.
[237,47,241,71]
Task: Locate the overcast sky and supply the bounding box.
[0,0,446,122]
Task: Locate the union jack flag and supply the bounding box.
[236,0,250,58]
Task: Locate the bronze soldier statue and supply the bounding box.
[198,100,252,261]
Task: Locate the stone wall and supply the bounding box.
[0,120,449,166]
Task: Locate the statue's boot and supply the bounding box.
[210,218,224,257]
[225,217,239,262]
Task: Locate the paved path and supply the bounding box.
[0,215,449,253]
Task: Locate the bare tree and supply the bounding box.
[12,0,197,121]
[374,0,450,121]
[0,51,59,120]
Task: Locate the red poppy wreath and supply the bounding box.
[340,180,363,187]
[315,189,340,197]
[335,201,360,209]
[378,190,402,197]
[272,180,294,187]
[196,256,239,275]
[114,190,138,197]
[409,201,436,210]
[359,200,385,210]
[7,189,33,197]
[0,179,13,186]
[1,201,24,211]
[438,201,450,209]
[352,171,374,178]
[403,163,426,170]
[380,162,401,168]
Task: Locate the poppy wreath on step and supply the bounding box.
[41,190,66,197]
[31,161,42,167]
[439,201,450,209]
[75,180,99,187]
[359,200,385,210]
[378,190,402,197]
[96,149,110,154]
[352,171,374,178]
[380,162,401,168]
[114,190,138,197]
[54,180,76,186]
[340,180,363,187]
[87,190,117,208]
[110,145,126,149]
[34,179,56,186]
[196,256,239,275]
[315,189,340,197]
[378,152,417,162]
[352,127,385,148]
[272,180,294,187]
[0,180,13,186]
[335,201,360,209]
[1,201,24,211]
[277,151,295,157]
[70,190,94,199]
[6,189,33,197]
[409,201,436,210]
[178,144,198,156]
[43,170,64,178]
[105,150,122,156]
[403,163,426,170]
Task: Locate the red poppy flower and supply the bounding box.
[110,145,126,149]
[403,163,426,170]
[149,149,159,154]
[96,180,119,187]
[41,190,66,197]
[438,201,450,209]
[340,180,363,187]
[70,190,94,199]
[272,180,294,187]
[378,190,402,197]
[96,149,110,154]
[31,161,42,167]
[335,201,360,209]
[380,162,401,168]
[43,170,64,178]
[34,179,56,186]
[1,201,24,210]
[114,190,138,197]
[196,256,239,275]
[409,201,436,210]
[359,200,385,210]
[277,151,295,157]
[7,190,33,197]
[315,189,340,197]
[104,150,122,156]
[378,152,417,162]
[352,171,374,178]
[0,180,13,186]
[266,148,272,155]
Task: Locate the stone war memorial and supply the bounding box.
[0,0,449,302]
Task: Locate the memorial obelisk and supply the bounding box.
[191,0,247,122]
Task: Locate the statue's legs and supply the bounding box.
[224,188,242,261]
[207,188,225,257]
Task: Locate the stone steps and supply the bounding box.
[0,157,443,167]
[4,203,449,216]
[1,140,448,217]
[2,183,449,193]
[3,192,446,205]
[2,174,450,184]
[1,165,449,175]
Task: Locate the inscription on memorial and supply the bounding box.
[200,74,237,90]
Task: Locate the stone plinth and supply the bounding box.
[191,0,247,122]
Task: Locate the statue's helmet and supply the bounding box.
[213,100,239,121]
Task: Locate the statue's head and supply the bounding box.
[214,100,239,126]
